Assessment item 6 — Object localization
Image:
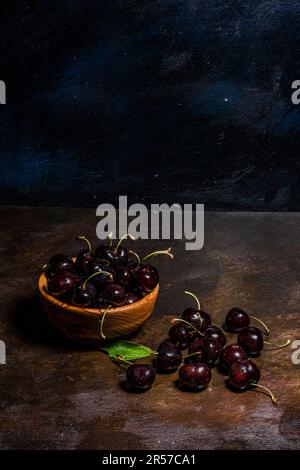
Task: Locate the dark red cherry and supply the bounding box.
[75,250,93,276]
[95,292,109,308]
[225,307,250,332]
[71,287,92,307]
[238,326,264,356]
[157,343,182,372]
[135,264,159,292]
[182,308,211,332]
[103,283,126,306]
[203,339,221,367]
[126,364,156,391]
[204,325,226,347]
[185,338,204,363]
[95,245,128,268]
[219,344,247,374]
[124,292,141,305]
[115,266,133,289]
[178,363,211,390]
[48,272,76,296]
[47,254,74,276]
[88,260,115,289]
[169,323,195,350]
[228,359,261,390]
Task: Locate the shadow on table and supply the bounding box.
[13,295,93,350]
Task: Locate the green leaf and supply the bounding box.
[101,340,155,361]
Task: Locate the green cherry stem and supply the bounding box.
[108,232,113,247]
[264,339,291,350]
[115,355,134,366]
[129,250,141,266]
[99,305,111,340]
[170,317,204,336]
[142,247,174,262]
[251,383,277,405]
[114,233,135,255]
[76,235,92,253]
[83,271,113,289]
[183,351,202,360]
[184,291,201,311]
[249,316,270,335]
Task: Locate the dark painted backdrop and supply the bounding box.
[1,0,300,209]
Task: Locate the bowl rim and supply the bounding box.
[37,270,159,317]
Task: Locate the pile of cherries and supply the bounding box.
[123,293,290,404]
[43,235,173,309]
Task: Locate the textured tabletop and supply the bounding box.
[0,207,299,450]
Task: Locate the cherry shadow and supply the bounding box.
[13,295,94,350]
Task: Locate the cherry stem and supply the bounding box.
[183,351,202,359]
[184,291,201,311]
[129,249,141,265]
[83,271,113,289]
[108,232,113,247]
[170,318,204,337]
[76,235,92,254]
[249,316,270,335]
[142,247,174,262]
[251,383,277,405]
[99,305,111,340]
[114,233,135,254]
[42,264,48,270]
[264,339,291,350]
[115,355,134,366]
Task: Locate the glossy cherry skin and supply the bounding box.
[103,283,126,306]
[47,254,74,276]
[219,344,248,374]
[126,364,156,391]
[225,307,250,332]
[135,264,159,293]
[203,339,222,367]
[186,338,204,363]
[88,260,115,289]
[169,323,195,350]
[157,343,182,372]
[178,363,211,390]
[75,250,93,276]
[238,326,264,356]
[182,308,211,332]
[228,359,261,390]
[71,287,92,307]
[115,266,134,289]
[204,325,226,347]
[95,292,109,308]
[124,292,141,305]
[95,245,128,268]
[48,272,77,296]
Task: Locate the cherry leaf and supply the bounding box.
[101,340,155,361]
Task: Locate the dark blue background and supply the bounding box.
[1,0,300,209]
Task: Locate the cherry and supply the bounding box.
[225,307,270,334]
[204,325,226,347]
[96,234,135,268]
[238,326,264,356]
[178,363,211,390]
[88,260,115,289]
[71,277,97,307]
[126,364,156,391]
[48,272,77,297]
[203,339,222,367]
[115,266,134,289]
[169,323,195,350]
[219,344,247,374]
[181,291,211,332]
[46,254,74,276]
[135,264,159,293]
[74,236,93,276]
[228,359,261,390]
[124,292,141,305]
[104,283,126,306]
[95,292,109,308]
[188,338,204,355]
[157,343,182,372]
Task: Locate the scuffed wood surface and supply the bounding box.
[0,207,299,449]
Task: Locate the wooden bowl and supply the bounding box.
[37,271,159,344]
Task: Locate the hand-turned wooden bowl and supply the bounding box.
[37,271,159,344]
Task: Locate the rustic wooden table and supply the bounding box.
[0,207,299,450]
